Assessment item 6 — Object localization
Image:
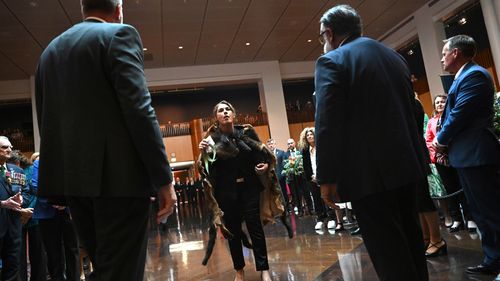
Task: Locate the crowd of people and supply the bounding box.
[1,1,499,281]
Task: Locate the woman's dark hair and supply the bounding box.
[433,94,448,116]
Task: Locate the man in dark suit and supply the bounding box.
[284,138,312,216]
[434,35,500,277]
[34,1,176,280]
[0,136,31,281]
[266,139,289,211]
[315,5,429,281]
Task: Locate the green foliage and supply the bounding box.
[494,95,500,137]
[281,154,304,179]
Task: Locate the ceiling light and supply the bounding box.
[29,1,38,7]
[143,47,148,51]
[407,49,414,56]
[307,39,312,43]
[458,17,467,25]
[245,42,251,46]
[178,46,184,50]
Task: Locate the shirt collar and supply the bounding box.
[84,16,107,23]
[454,61,472,80]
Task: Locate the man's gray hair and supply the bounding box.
[0,136,9,142]
[320,5,362,38]
[444,35,477,59]
[81,0,122,15]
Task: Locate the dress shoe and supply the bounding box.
[350,227,361,235]
[465,264,500,275]
[449,221,463,233]
[425,240,447,258]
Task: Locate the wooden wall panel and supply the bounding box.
[163,135,194,162]
[254,125,270,143]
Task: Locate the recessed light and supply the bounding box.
[143,47,148,51]
[407,49,414,56]
[245,42,251,46]
[178,46,184,50]
[458,17,467,25]
[307,39,312,43]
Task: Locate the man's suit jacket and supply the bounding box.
[274,148,286,180]
[35,19,172,200]
[0,164,29,238]
[314,36,428,202]
[437,62,500,168]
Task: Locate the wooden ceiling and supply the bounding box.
[0,0,428,81]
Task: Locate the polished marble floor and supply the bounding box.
[143,202,492,281]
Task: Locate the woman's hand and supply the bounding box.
[255,163,268,175]
[199,138,209,151]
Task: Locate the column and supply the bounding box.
[414,5,447,98]
[258,61,290,150]
[30,76,40,152]
[480,0,500,81]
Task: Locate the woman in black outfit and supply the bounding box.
[198,100,284,281]
[299,127,343,231]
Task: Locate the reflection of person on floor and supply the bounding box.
[198,100,284,281]
[315,5,429,281]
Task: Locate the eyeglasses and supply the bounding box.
[318,30,327,45]
[0,145,13,150]
[287,142,294,145]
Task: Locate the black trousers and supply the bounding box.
[218,182,269,271]
[308,181,330,221]
[39,211,79,281]
[352,183,428,281]
[19,225,47,281]
[288,174,312,212]
[457,165,500,268]
[67,197,151,281]
[435,163,470,221]
[0,213,22,281]
[278,176,289,210]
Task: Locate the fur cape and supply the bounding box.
[197,124,285,264]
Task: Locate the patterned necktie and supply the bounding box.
[0,165,5,178]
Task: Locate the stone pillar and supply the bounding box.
[30,76,40,152]
[258,61,290,151]
[414,6,447,98]
[480,0,500,84]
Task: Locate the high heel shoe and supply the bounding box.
[335,223,344,231]
[425,240,447,258]
[449,221,463,233]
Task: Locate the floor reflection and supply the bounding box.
[144,202,486,281]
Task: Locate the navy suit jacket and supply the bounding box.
[437,62,500,167]
[314,36,428,201]
[274,148,286,180]
[35,19,171,201]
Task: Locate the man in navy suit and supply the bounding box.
[266,139,289,211]
[0,136,31,281]
[35,1,176,280]
[315,5,429,281]
[434,35,500,276]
